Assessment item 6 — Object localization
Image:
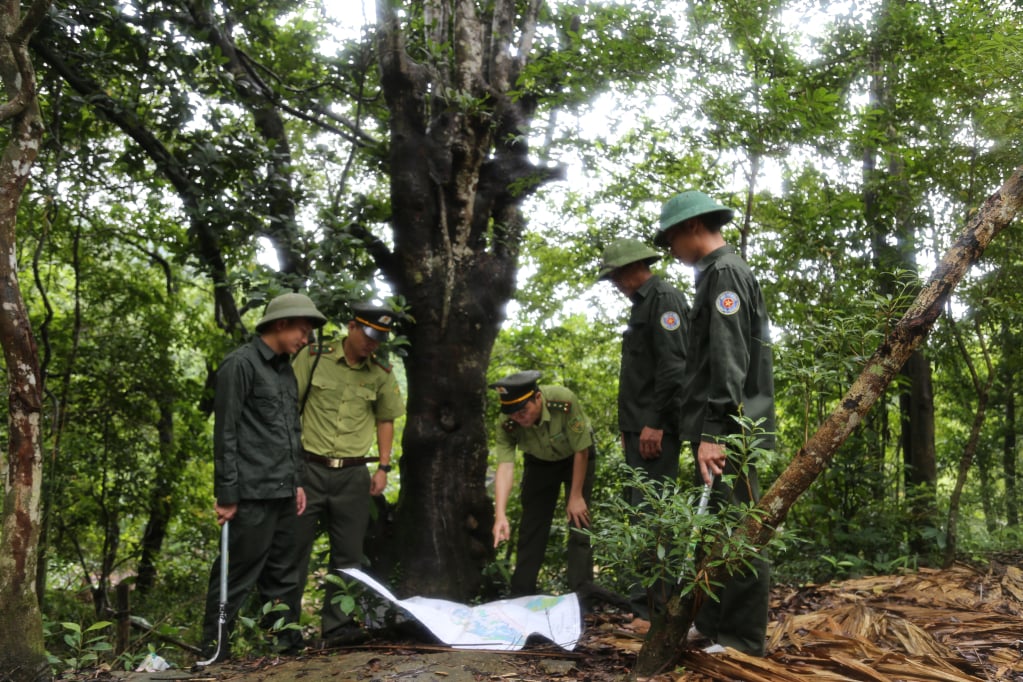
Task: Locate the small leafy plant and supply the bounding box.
[49,620,114,673]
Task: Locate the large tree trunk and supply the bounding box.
[374,0,561,599]
[0,0,52,679]
[635,167,1023,677]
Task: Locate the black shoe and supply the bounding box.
[318,626,370,648]
[197,642,231,665]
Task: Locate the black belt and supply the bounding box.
[305,452,377,469]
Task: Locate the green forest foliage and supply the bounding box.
[1,0,1022,672]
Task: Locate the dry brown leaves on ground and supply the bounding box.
[590,560,1023,681]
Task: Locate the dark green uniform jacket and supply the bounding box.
[679,245,775,446]
[618,274,688,434]
[213,337,304,504]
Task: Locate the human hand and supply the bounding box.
[214,502,237,525]
[566,496,590,528]
[639,426,664,459]
[492,517,510,548]
[697,442,726,486]
[370,469,387,496]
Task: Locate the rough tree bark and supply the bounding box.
[0,0,54,679]
[635,167,1023,677]
[374,0,563,599]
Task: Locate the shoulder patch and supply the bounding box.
[546,400,571,413]
[308,344,334,356]
[715,291,741,316]
[502,419,519,433]
[660,311,682,331]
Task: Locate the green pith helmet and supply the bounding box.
[654,191,735,247]
[255,292,327,332]
[596,238,662,280]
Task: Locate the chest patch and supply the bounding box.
[716,291,741,316]
[660,311,682,331]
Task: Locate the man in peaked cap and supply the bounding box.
[288,302,406,646]
[598,238,689,618]
[200,292,326,661]
[490,370,596,598]
[656,190,775,656]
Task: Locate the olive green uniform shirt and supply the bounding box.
[292,338,405,458]
[679,245,775,446]
[618,274,688,434]
[495,385,593,463]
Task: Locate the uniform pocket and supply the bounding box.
[252,384,281,421]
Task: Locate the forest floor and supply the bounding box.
[101,556,1023,682]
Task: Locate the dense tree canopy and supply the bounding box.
[1,0,1022,677]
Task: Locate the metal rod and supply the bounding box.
[196,520,230,667]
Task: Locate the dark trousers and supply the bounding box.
[691,442,771,656]
[288,461,371,637]
[201,497,302,655]
[623,431,682,617]
[511,449,595,596]
[623,431,682,507]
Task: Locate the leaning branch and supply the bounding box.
[748,166,1023,546]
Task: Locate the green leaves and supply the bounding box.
[52,621,114,672]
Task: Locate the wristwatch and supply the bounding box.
[378,463,393,473]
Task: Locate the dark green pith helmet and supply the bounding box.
[654,191,734,247]
[596,238,662,280]
[255,293,328,332]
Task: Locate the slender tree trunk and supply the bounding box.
[1001,327,1019,527]
[137,402,176,594]
[0,0,53,678]
[900,351,938,555]
[943,317,993,567]
[634,167,1023,677]
[864,0,938,554]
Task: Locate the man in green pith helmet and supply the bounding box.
[490,370,596,597]
[200,292,327,661]
[654,190,775,656]
[288,302,406,645]
[597,238,689,618]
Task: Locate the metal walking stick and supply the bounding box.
[197,520,230,667]
[680,482,713,583]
